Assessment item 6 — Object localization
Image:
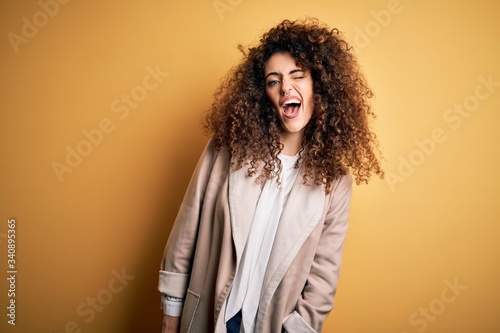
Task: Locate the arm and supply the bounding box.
[283,173,353,332]
[162,316,180,333]
[160,295,183,333]
[158,140,219,322]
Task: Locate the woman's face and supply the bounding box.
[264,52,314,137]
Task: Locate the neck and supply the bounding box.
[280,131,303,156]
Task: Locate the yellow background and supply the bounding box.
[1,0,499,332]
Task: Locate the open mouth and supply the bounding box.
[282,98,301,118]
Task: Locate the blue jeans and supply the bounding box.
[226,310,242,333]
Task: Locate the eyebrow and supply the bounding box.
[265,68,305,80]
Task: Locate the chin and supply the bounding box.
[282,125,304,134]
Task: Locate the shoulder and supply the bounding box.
[326,173,353,209]
[199,137,232,176]
[332,173,353,193]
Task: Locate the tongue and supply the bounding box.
[284,104,300,115]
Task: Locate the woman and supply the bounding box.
[159,18,383,333]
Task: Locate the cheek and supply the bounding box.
[306,90,315,109]
[266,90,280,109]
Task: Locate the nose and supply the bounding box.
[281,88,292,96]
[281,84,293,96]
[281,78,293,96]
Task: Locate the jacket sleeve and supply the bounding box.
[158,139,219,299]
[283,173,353,332]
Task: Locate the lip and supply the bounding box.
[280,95,302,119]
[280,95,302,107]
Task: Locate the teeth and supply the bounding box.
[282,99,301,108]
[284,99,301,105]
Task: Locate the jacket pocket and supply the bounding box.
[282,310,317,333]
[181,289,200,332]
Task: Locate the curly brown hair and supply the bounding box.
[204,18,383,193]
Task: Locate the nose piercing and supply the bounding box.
[283,89,291,97]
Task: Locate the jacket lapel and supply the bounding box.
[228,163,326,292]
[261,174,326,298]
[228,165,262,262]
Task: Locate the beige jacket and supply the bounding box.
[158,140,353,332]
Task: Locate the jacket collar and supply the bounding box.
[228,164,262,261]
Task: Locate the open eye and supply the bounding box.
[267,79,280,87]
